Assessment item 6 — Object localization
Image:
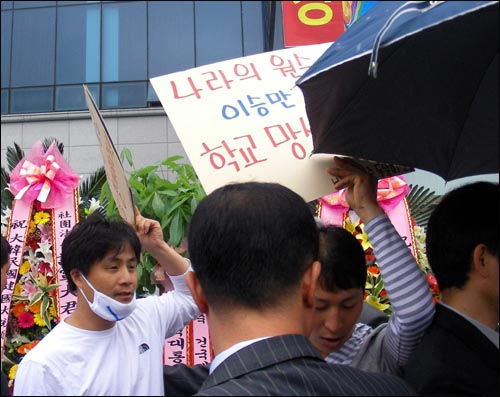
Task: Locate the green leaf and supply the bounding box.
[407,185,442,227]
[6,142,25,171]
[166,196,189,217]
[120,147,134,167]
[79,166,107,202]
[169,212,183,247]
[29,292,43,306]
[41,138,63,154]
[41,296,52,330]
[45,284,60,293]
[152,193,166,219]
[136,165,158,176]
[41,295,49,316]
[190,196,199,214]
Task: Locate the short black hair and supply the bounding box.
[317,226,367,291]
[1,234,11,269]
[426,182,498,290]
[61,213,141,292]
[187,182,319,310]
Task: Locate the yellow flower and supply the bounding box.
[33,211,50,225]
[28,219,37,234]
[34,312,48,327]
[344,218,356,235]
[49,304,56,317]
[8,364,18,380]
[366,295,391,312]
[19,260,31,275]
[344,217,372,251]
[13,283,23,295]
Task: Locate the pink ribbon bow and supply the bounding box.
[321,176,410,213]
[9,141,80,209]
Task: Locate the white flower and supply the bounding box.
[1,206,11,226]
[414,225,430,273]
[87,197,102,214]
[35,241,53,264]
[24,246,40,265]
[10,334,31,345]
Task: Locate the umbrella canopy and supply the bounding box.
[296,1,499,182]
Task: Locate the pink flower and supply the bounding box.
[20,278,38,301]
[37,223,52,244]
[17,312,35,329]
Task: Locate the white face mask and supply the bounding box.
[79,273,136,322]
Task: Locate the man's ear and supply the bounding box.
[472,243,495,278]
[70,269,83,290]
[186,271,209,314]
[302,261,321,308]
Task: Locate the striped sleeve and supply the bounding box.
[364,214,435,367]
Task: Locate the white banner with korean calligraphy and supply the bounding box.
[151,43,337,203]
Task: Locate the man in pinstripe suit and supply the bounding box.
[184,181,415,396]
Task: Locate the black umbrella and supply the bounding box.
[296,1,499,182]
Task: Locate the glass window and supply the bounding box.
[1,90,8,114]
[242,1,264,56]
[56,4,100,84]
[14,1,56,8]
[1,2,13,10]
[11,86,53,113]
[102,2,147,82]
[57,1,100,5]
[148,1,195,78]
[11,7,56,87]
[55,83,99,111]
[195,1,242,66]
[147,82,159,103]
[1,11,12,88]
[102,82,147,109]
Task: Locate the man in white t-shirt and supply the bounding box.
[14,211,199,396]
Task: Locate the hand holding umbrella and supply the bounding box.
[327,157,384,223]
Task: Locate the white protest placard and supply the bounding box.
[83,85,136,225]
[150,43,338,203]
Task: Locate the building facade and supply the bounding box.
[2,0,497,194]
[1,0,283,181]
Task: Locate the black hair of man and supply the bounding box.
[317,225,367,292]
[1,234,11,268]
[426,181,498,290]
[187,182,319,310]
[61,213,141,293]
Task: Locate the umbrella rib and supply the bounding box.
[369,2,439,78]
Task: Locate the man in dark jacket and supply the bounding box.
[403,182,499,396]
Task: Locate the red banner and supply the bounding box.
[282,1,344,47]
[282,1,377,47]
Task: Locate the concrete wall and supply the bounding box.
[1,108,188,183]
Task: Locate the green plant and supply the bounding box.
[100,148,206,295]
[407,184,442,227]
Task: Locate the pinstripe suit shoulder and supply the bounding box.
[195,334,416,396]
